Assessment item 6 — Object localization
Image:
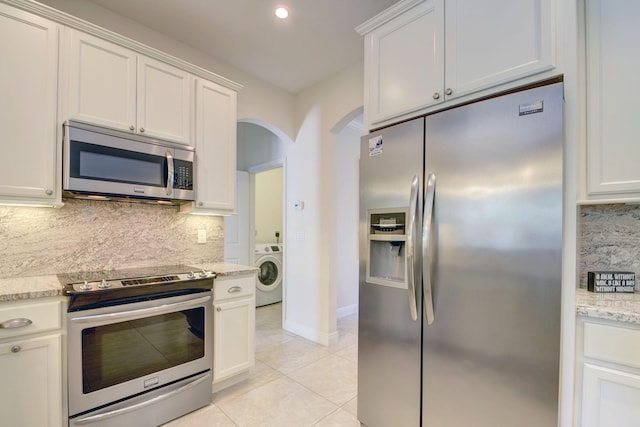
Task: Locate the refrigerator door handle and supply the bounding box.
[406,175,420,321]
[423,173,436,325]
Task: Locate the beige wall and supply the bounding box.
[283,63,365,344]
[254,168,283,244]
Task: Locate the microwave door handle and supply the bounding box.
[165,151,174,196]
[423,173,436,325]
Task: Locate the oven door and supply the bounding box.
[67,291,212,417]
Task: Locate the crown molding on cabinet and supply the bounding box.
[355,0,425,35]
[2,0,243,92]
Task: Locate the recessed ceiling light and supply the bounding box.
[275,7,289,19]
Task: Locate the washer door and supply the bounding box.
[256,255,282,292]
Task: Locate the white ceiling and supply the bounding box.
[83,0,400,93]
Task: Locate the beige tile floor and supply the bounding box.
[165,303,360,427]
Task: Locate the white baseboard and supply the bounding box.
[337,304,358,319]
[283,319,338,347]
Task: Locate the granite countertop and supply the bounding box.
[0,262,258,302]
[576,287,640,325]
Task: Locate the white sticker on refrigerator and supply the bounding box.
[369,136,383,156]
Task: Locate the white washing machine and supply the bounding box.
[254,243,283,307]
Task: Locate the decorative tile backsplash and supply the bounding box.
[579,204,640,291]
[0,199,224,278]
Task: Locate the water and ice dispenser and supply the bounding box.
[366,208,408,288]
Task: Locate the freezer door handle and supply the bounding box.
[423,173,436,325]
[406,175,420,321]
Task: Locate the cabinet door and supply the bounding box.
[365,0,444,125]
[65,29,137,132]
[585,0,640,197]
[213,296,255,382]
[582,363,640,427]
[0,334,62,427]
[137,56,192,144]
[444,0,554,100]
[182,79,237,213]
[0,5,59,204]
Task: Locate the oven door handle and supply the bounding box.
[69,295,211,324]
[72,371,211,425]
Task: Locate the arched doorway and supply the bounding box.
[224,120,291,310]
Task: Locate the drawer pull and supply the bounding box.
[0,318,32,329]
[11,345,21,353]
[227,286,243,293]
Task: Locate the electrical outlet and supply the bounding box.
[197,229,207,244]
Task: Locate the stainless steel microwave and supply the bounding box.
[63,120,195,204]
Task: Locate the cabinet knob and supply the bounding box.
[445,88,453,96]
[139,127,145,133]
[45,189,53,196]
[129,125,135,131]
[198,202,204,206]
[216,307,221,312]
[433,92,440,100]
[11,345,21,353]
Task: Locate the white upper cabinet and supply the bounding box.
[363,0,444,125]
[0,4,60,206]
[359,0,555,129]
[180,79,237,214]
[64,30,136,133]
[444,0,554,100]
[137,56,192,144]
[64,29,192,145]
[583,0,640,201]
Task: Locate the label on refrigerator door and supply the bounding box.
[368,136,383,156]
[518,100,544,116]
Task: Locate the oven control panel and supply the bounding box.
[64,269,215,294]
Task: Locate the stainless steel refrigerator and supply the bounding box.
[358,82,563,427]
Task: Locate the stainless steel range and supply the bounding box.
[61,265,215,427]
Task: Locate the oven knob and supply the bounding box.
[98,279,110,289]
[188,271,196,279]
[199,270,209,278]
[80,281,91,291]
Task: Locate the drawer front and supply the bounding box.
[0,299,62,340]
[214,275,255,301]
[584,321,640,369]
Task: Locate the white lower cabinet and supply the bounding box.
[582,364,640,427]
[577,318,640,427]
[0,298,63,427]
[212,274,256,386]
